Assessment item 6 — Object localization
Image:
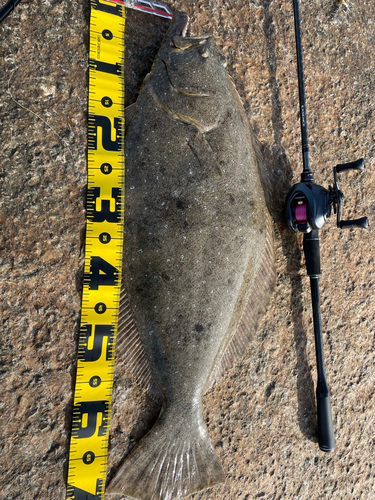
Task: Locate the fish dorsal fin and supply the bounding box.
[205,210,276,390]
[115,282,162,403]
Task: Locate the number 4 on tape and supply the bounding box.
[66,0,125,498]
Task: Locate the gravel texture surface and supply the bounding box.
[0,0,374,499]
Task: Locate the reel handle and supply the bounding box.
[336,158,365,173]
[339,216,369,229]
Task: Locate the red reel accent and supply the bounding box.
[295,203,307,222]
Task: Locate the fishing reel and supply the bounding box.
[285,158,369,233]
[284,157,369,453]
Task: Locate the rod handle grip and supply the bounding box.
[303,230,320,276]
[316,382,335,453]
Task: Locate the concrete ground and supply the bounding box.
[0,0,374,498]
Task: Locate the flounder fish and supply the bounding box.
[107,12,275,500]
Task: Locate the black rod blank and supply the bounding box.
[0,0,21,23]
[292,0,313,181]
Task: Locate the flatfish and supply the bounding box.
[107,12,275,500]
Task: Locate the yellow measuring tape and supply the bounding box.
[66,1,125,498]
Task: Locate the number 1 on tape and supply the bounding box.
[66,1,125,498]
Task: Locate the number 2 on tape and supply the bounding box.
[66,1,125,498]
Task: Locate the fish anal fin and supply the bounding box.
[206,210,276,389]
[116,284,162,403]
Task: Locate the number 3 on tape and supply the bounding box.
[66,1,125,499]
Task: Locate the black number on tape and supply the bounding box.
[78,324,115,362]
[102,29,113,40]
[89,59,122,75]
[88,115,123,151]
[87,186,121,223]
[101,96,113,108]
[91,0,122,16]
[94,302,107,314]
[84,256,119,290]
[89,375,102,387]
[66,482,103,500]
[72,401,109,439]
[83,451,96,464]
[89,59,122,76]
[99,232,111,244]
[100,162,112,174]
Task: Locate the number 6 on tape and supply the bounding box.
[66,0,125,498]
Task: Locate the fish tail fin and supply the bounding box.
[106,404,225,500]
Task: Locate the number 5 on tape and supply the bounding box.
[66,0,125,498]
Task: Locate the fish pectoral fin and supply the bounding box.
[187,132,222,177]
[125,103,138,134]
[106,403,225,500]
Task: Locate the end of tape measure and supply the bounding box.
[109,0,173,19]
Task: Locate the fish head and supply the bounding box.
[150,13,232,130]
[166,32,228,96]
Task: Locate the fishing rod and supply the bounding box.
[285,0,369,452]
[0,0,21,23]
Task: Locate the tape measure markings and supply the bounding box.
[66,0,125,498]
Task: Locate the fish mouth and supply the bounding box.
[181,14,189,37]
[166,12,190,41]
[171,13,211,48]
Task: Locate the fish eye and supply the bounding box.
[220,55,227,67]
[199,47,210,58]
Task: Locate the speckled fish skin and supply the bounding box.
[107,12,275,500]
